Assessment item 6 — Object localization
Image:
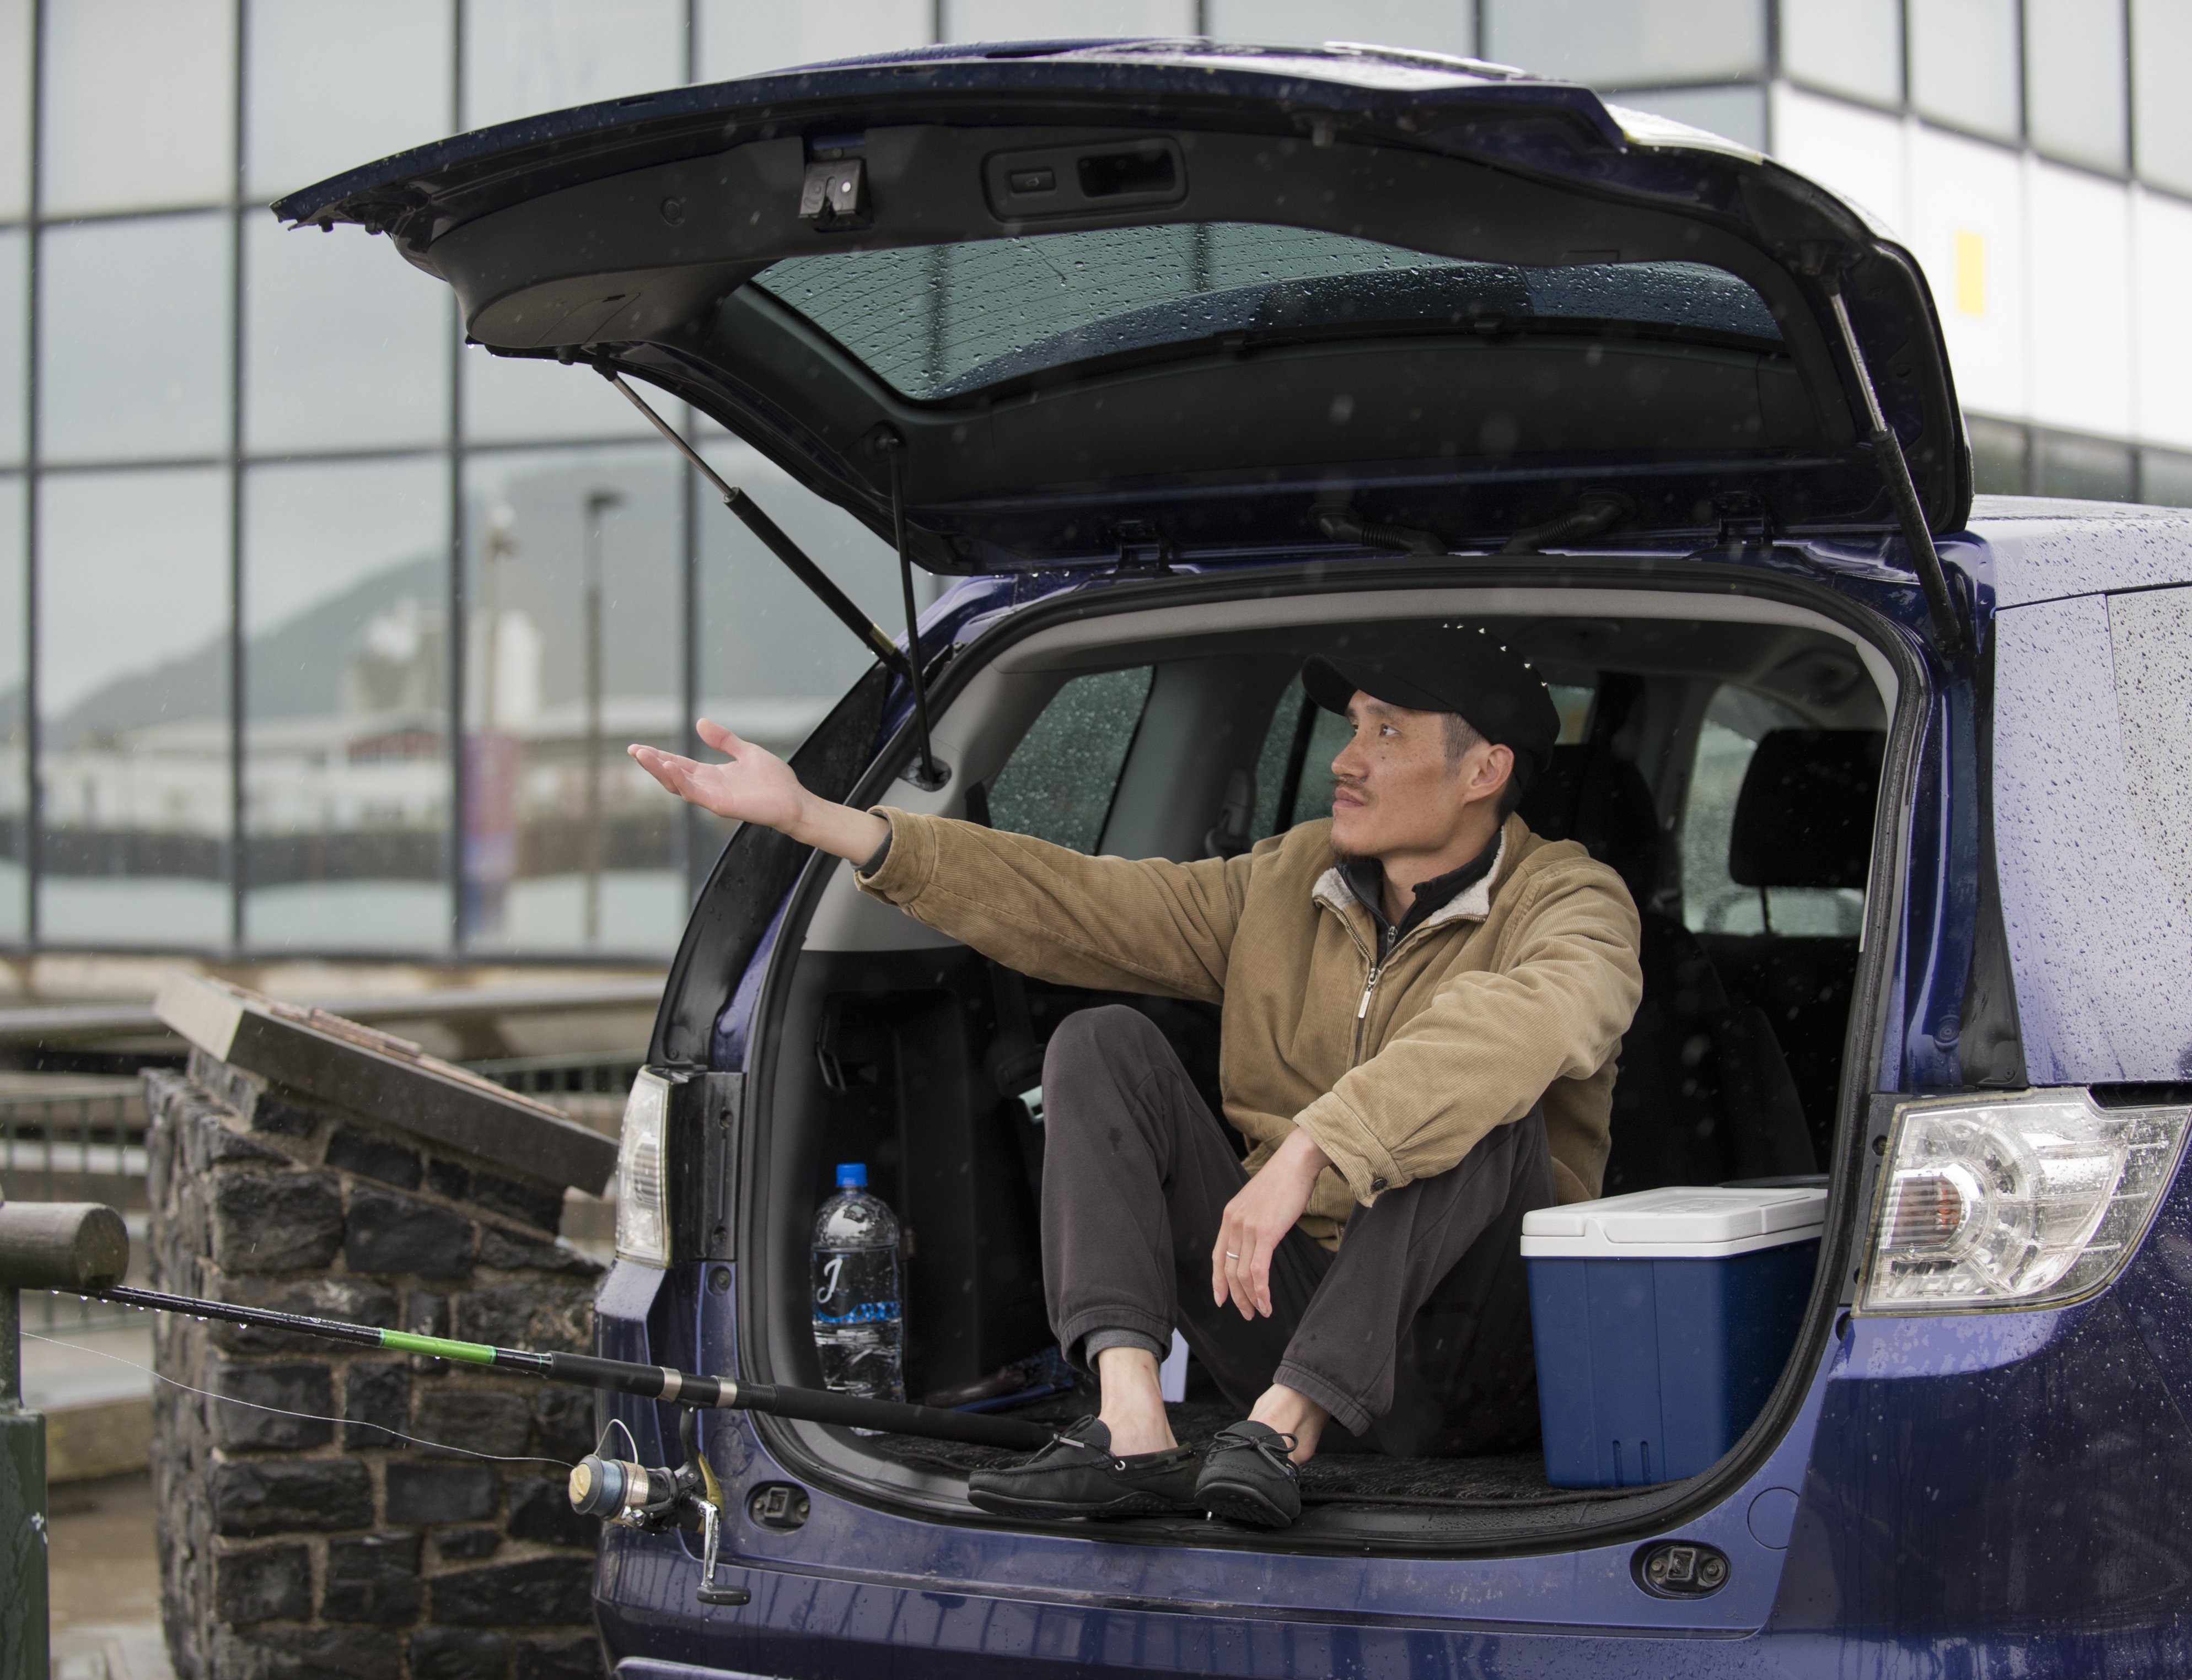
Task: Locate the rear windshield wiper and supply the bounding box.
[599,365,946,786]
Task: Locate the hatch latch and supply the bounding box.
[799,159,871,230]
[1110,520,1173,575]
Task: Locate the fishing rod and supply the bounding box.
[2,1203,1061,1607]
[0,1205,1050,1448]
[86,1280,1053,1451]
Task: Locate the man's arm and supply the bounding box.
[631,720,888,863]
[632,721,1252,1002]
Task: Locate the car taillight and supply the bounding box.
[1859,1090,2191,1312]
[613,1071,671,1267]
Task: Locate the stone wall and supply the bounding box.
[145,1050,609,1680]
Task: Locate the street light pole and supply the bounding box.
[483,505,515,735]
[582,490,623,947]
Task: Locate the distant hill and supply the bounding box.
[12,451,904,750]
[34,553,442,750]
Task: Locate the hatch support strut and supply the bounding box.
[1825,282,1969,656]
[877,433,947,789]
[599,366,946,783]
[599,366,904,672]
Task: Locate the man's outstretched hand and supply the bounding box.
[628,720,889,864]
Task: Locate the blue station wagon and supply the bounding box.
[285,37,2192,1677]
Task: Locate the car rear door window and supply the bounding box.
[1681,685,1865,935]
[986,666,1154,853]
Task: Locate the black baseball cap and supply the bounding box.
[1302,624,1560,783]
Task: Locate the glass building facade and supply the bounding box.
[3,0,2186,960]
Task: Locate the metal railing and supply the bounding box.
[469,1051,647,1101]
[0,1083,147,1333]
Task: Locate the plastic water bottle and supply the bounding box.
[810,1163,905,1403]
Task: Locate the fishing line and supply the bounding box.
[20,1329,574,1468]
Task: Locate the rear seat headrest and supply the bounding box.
[1729,729,1885,891]
[1516,742,1661,907]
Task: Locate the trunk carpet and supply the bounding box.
[875,1399,1643,1509]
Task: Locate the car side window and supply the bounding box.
[2108,585,2192,916]
[1248,677,1350,838]
[986,666,1155,853]
[1682,684,1865,935]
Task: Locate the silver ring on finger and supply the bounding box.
[1225,1251,1240,1259]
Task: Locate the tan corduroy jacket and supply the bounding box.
[856,809,1642,1249]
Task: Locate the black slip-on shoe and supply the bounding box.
[1195,1420,1303,1528]
[966,1417,1201,1520]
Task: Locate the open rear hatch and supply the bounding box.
[277,39,1968,589]
[280,39,1944,1546]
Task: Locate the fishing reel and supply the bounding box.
[569,1411,749,1607]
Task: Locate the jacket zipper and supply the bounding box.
[1321,893,1458,1067]
[1352,960,1382,1065]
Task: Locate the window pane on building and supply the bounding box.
[0,0,29,222]
[0,228,22,466]
[942,0,1195,38]
[2141,447,2192,507]
[461,346,654,446]
[37,467,230,946]
[0,475,23,939]
[2035,432,2135,501]
[1967,414,2029,495]
[696,0,931,82]
[1909,0,2021,143]
[463,0,684,131]
[1484,0,1765,87]
[1611,85,1767,150]
[246,0,454,201]
[697,437,901,868]
[1779,0,1900,105]
[243,457,449,951]
[2026,0,2127,173]
[1204,0,1476,55]
[2134,0,2192,196]
[40,0,236,217]
[40,213,232,464]
[461,444,683,954]
[245,216,450,454]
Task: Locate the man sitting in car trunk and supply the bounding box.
[630,624,1642,1529]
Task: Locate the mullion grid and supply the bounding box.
[12,0,749,962]
[24,2,2173,957]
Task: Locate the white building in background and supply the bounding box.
[0,0,2182,961]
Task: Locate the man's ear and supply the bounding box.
[1475,743,1514,803]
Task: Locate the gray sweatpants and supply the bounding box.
[1040,1005,1554,1456]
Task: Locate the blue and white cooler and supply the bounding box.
[1521,1184,1826,1488]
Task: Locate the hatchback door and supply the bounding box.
[279,40,1967,578]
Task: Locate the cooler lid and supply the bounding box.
[1520,1184,1827,1258]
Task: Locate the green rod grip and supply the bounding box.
[379,1329,499,1366]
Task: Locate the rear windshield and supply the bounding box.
[751,223,1782,402]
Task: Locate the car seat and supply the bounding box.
[1519,742,1815,1193]
[1710,728,1885,1155]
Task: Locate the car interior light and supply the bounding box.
[1860,1090,2191,1313]
[614,1070,673,1267]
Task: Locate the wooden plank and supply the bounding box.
[154,975,619,1195]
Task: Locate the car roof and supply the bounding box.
[1968,495,2192,607]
